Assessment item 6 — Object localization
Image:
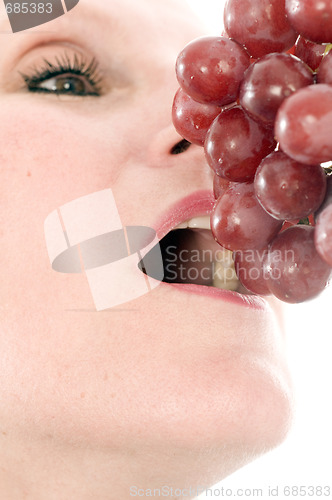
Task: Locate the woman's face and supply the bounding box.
[0,0,292,493]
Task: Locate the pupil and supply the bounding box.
[56,77,85,94]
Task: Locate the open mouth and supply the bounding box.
[139,215,249,294]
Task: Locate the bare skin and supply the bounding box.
[0,1,292,498]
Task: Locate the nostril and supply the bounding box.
[170,139,191,155]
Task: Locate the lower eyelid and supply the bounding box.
[24,71,101,96]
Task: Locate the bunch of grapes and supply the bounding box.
[172,0,332,303]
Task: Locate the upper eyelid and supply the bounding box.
[21,52,103,91]
[21,51,100,77]
[2,37,92,71]
[1,38,136,95]
[0,40,102,92]
[21,54,103,97]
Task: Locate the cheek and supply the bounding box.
[0,100,118,329]
[0,94,167,329]
[0,95,293,469]
[1,101,98,197]
[0,96,152,206]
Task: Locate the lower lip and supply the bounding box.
[157,281,268,311]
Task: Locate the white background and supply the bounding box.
[185,1,332,497]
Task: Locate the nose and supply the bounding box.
[146,124,209,174]
[170,139,191,155]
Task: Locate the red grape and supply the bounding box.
[240,53,313,127]
[205,106,276,182]
[315,175,332,218]
[175,36,250,106]
[233,247,271,295]
[275,84,332,165]
[213,174,231,199]
[171,0,332,304]
[224,0,298,58]
[314,176,332,267]
[317,50,332,85]
[172,88,221,146]
[254,151,327,220]
[265,225,331,303]
[285,0,332,43]
[211,182,283,251]
[315,204,332,268]
[295,36,327,71]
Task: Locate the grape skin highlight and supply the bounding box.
[172,88,220,146]
[254,151,327,220]
[224,0,297,58]
[275,84,332,165]
[205,106,276,182]
[239,53,313,127]
[265,226,331,303]
[211,182,283,252]
[234,247,271,295]
[175,36,250,106]
[285,0,332,44]
[315,205,332,268]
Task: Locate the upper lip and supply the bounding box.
[152,189,216,241]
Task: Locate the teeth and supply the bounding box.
[173,215,211,230]
[170,217,242,292]
[173,221,188,229]
[215,249,234,269]
[212,250,239,291]
[213,276,239,291]
[189,216,211,229]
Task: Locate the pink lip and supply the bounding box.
[153,189,216,240]
[162,282,268,311]
[151,189,269,312]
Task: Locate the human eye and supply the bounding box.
[20,53,102,97]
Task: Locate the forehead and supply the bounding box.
[0,0,204,40]
[0,0,206,78]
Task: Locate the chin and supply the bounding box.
[29,187,294,491]
[116,272,294,486]
[73,284,292,490]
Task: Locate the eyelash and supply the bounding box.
[20,53,102,96]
